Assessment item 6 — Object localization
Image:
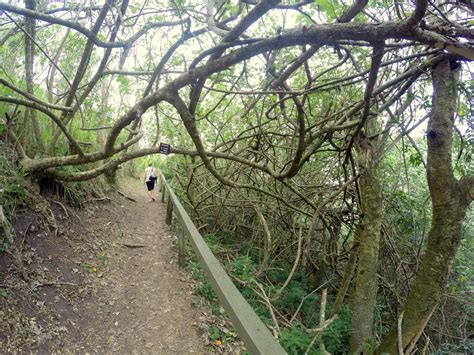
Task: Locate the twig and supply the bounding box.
[272,225,302,301]
[29,281,78,293]
[0,205,13,243]
[304,314,338,351]
[197,223,208,231]
[130,232,155,236]
[421,334,430,355]
[83,196,111,203]
[319,289,329,354]
[305,289,335,354]
[254,206,272,275]
[398,311,405,355]
[116,189,137,202]
[21,222,33,250]
[254,281,281,337]
[5,249,29,281]
[290,280,331,324]
[117,242,147,248]
[52,200,69,217]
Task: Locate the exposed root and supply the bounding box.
[0,205,13,243]
[29,281,78,293]
[116,189,136,202]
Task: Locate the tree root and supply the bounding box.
[116,189,136,202]
[29,280,78,293]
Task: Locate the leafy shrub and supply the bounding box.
[0,148,27,248]
[322,306,351,353]
[229,255,256,282]
[279,323,315,354]
[203,233,227,255]
[0,155,26,214]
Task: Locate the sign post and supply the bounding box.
[158,143,171,155]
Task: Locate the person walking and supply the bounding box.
[144,163,157,202]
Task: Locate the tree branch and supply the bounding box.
[458,175,474,205]
[0,79,73,112]
[0,2,189,48]
[0,96,83,156]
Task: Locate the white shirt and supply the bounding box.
[145,166,156,182]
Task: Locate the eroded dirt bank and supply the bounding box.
[1,178,215,354]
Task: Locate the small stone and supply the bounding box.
[145,342,154,349]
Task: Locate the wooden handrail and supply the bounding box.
[159,173,286,354]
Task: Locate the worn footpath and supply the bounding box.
[62,178,213,353]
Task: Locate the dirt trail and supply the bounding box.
[63,178,211,354]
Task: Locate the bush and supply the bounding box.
[279,323,315,354]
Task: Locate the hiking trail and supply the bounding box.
[63,178,211,353]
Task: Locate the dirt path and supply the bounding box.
[64,178,212,354]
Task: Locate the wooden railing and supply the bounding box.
[159,173,286,354]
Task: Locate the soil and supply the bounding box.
[0,178,236,354]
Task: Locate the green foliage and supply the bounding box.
[196,279,218,307]
[204,233,228,255]
[408,152,423,167]
[0,287,7,298]
[208,324,237,344]
[374,298,392,340]
[81,262,93,273]
[314,0,338,20]
[95,252,107,266]
[275,282,319,326]
[228,255,256,283]
[187,260,220,314]
[0,172,26,212]
[0,147,28,246]
[279,323,314,354]
[117,75,131,95]
[323,306,352,353]
[267,266,321,326]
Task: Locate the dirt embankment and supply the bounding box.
[0,178,224,354]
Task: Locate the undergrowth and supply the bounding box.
[0,140,111,250]
[0,143,27,250]
[185,232,353,354]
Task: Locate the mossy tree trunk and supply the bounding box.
[378,59,473,354]
[349,142,383,353]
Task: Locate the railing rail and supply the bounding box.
[159,173,286,354]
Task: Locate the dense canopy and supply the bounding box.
[0,0,473,353]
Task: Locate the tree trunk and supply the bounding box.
[377,59,473,354]
[24,0,44,154]
[331,240,358,317]
[97,77,112,146]
[349,150,383,353]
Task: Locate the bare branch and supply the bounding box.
[0,95,83,156]
[0,79,73,112]
[0,2,190,48]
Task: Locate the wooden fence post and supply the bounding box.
[178,222,186,268]
[166,197,173,225]
[160,180,166,203]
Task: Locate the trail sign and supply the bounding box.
[159,143,171,155]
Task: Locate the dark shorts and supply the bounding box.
[146,180,155,191]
